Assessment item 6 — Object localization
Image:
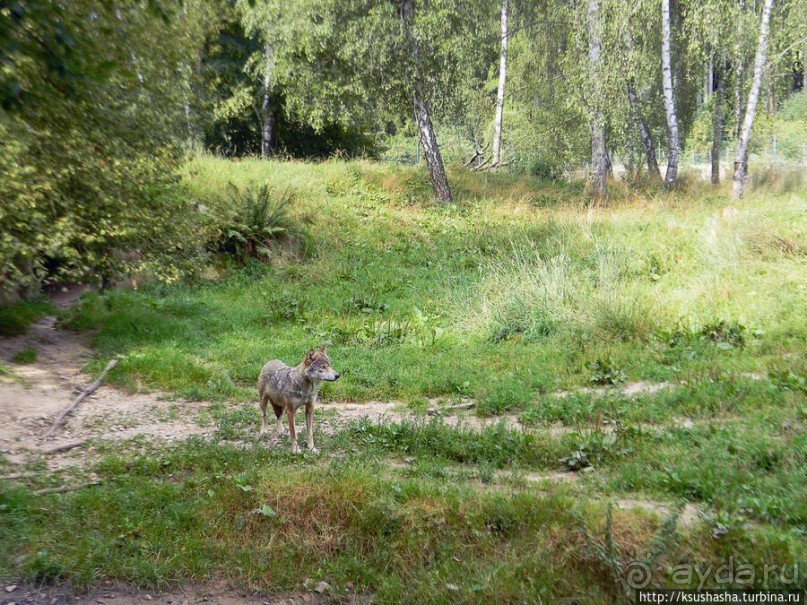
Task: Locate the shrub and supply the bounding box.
[209,184,297,264]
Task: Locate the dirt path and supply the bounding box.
[0,315,724,472]
[1,584,330,605]
[0,316,217,470]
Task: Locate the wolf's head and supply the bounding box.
[303,342,340,382]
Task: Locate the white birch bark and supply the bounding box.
[588,0,607,198]
[661,0,680,186]
[401,0,452,201]
[627,80,662,180]
[732,0,774,199]
[260,42,275,159]
[711,62,726,185]
[491,0,509,170]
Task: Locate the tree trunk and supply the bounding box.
[803,40,806,91]
[710,62,726,185]
[491,0,509,169]
[626,80,662,180]
[401,0,452,201]
[260,43,275,159]
[734,14,745,139]
[732,0,774,199]
[588,0,607,198]
[661,0,680,186]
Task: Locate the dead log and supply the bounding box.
[41,440,87,454]
[42,359,118,440]
[32,481,101,496]
[426,402,476,416]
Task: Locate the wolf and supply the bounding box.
[258,343,339,454]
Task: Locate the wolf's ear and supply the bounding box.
[319,341,331,353]
[304,348,316,365]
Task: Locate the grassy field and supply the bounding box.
[1,157,805,602]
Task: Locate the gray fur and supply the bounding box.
[258,345,339,454]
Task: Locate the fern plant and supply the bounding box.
[214,183,293,264]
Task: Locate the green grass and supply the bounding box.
[2,432,805,601]
[2,157,806,599]
[58,157,806,404]
[12,348,36,364]
[0,300,54,336]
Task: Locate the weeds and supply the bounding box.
[0,301,54,336]
[12,348,37,364]
[588,357,628,386]
[210,183,299,264]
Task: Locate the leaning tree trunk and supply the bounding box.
[400,0,452,201]
[260,43,275,159]
[491,0,509,169]
[626,80,662,180]
[588,0,607,198]
[711,61,727,185]
[661,0,680,186]
[803,40,806,91]
[733,0,774,199]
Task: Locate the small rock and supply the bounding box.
[314,581,331,594]
[144,596,152,601]
[445,584,460,592]
[6,585,18,593]
[581,467,595,474]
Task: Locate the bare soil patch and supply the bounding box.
[1,584,329,605]
[0,316,713,475]
[0,317,213,470]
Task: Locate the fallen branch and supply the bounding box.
[42,359,118,440]
[463,144,489,168]
[0,472,40,481]
[426,402,476,416]
[40,440,87,455]
[32,481,101,496]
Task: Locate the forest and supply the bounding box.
[0,1,806,603]
[0,0,805,294]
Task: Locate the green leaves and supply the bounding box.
[0,0,208,296]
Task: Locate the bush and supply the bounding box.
[0,2,203,299]
[209,184,296,264]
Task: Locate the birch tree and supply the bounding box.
[711,62,727,184]
[400,0,452,201]
[491,0,509,170]
[661,0,680,186]
[733,0,775,199]
[626,80,662,180]
[588,0,607,197]
[622,19,662,181]
[259,41,275,158]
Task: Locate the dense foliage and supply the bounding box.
[0,0,804,297]
[0,1,209,298]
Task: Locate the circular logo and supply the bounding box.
[625,561,652,589]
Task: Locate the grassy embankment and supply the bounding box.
[1,157,805,602]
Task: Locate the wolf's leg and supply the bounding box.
[259,393,269,434]
[272,401,284,434]
[286,407,300,453]
[305,402,318,454]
